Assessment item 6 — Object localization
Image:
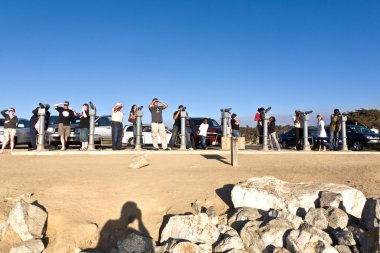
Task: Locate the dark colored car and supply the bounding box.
[346,125,380,151]
[279,127,318,149]
[188,117,222,149]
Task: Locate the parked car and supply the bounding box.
[187,117,222,149]
[46,116,80,147]
[122,124,172,146]
[0,118,31,147]
[279,127,318,149]
[346,125,380,151]
[94,115,112,143]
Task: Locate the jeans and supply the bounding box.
[79,128,89,142]
[329,131,339,150]
[200,135,207,149]
[258,124,263,144]
[111,121,123,150]
[294,127,303,150]
[232,129,240,137]
[30,127,37,149]
[186,127,192,149]
[168,124,179,148]
[269,132,280,150]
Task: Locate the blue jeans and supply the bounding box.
[30,127,37,149]
[112,122,123,150]
[330,130,339,150]
[232,129,240,137]
[169,125,179,148]
[79,128,89,142]
[200,135,207,149]
[186,127,192,149]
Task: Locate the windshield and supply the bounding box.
[192,118,220,127]
[349,125,373,134]
[0,119,4,126]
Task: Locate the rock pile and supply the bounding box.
[1,199,47,253]
[79,177,380,253]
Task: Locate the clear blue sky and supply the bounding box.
[1,0,379,126]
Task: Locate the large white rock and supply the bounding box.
[160,213,220,245]
[231,177,366,219]
[8,199,47,241]
[9,239,45,253]
[167,241,212,253]
[214,236,245,253]
[285,230,338,253]
[0,220,8,240]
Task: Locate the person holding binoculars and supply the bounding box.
[149,98,169,151]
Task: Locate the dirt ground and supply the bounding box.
[0,153,379,252]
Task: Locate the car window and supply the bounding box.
[349,126,373,134]
[18,119,30,128]
[209,119,220,127]
[143,126,151,132]
[97,117,111,126]
[0,119,4,126]
[126,126,134,132]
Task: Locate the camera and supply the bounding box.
[137,106,144,110]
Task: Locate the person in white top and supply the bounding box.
[198,118,209,150]
[317,114,327,151]
[111,103,124,150]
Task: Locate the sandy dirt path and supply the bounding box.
[0,153,379,252]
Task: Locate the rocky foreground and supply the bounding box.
[1,177,379,253]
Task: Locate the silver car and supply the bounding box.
[0,118,31,147]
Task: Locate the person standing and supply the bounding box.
[254,108,263,144]
[168,105,189,150]
[198,118,209,149]
[329,109,341,151]
[293,110,303,150]
[111,103,124,150]
[1,107,18,153]
[149,98,169,151]
[54,101,76,151]
[317,114,327,151]
[230,113,241,137]
[128,105,140,146]
[29,103,50,150]
[78,104,90,150]
[268,116,281,151]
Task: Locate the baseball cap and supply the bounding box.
[63,101,69,105]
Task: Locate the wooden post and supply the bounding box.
[231,137,239,167]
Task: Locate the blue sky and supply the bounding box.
[0,0,379,126]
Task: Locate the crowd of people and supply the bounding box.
[0,100,377,153]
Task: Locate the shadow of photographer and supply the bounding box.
[95,201,152,252]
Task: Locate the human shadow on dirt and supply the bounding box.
[88,201,153,252]
[215,184,235,209]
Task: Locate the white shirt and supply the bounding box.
[318,120,327,138]
[198,123,209,136]
[293,116,301,128]
[112,108,123,123]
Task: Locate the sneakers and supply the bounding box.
[60,147,66,151]
[153,148,159,151]
[165,148,171,151]
[188,148,194,151]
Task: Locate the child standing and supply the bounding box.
[317,114,327,151]
[268,116,281,151]
[198,118,209,150]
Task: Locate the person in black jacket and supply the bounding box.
[1,107,18,154]
[29,104,50,150]
[268,116,281,151]
[78,104,90,150]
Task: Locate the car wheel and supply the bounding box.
[281,140,288,149]
[128,137,134,146]
[352,141,364,151]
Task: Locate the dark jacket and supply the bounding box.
[1,110,18,129]
[29,107,50,130]
[268,121,276,134]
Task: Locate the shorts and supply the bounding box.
[79,128,89,142]
[58,123,71,137]
[3,128,16,142]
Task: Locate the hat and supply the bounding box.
[334,109,340,114]
[257,107,264,112]
[152,98,159,102]
[115,103,123,108]
[178,105,184,109]
[63,101,69,105]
